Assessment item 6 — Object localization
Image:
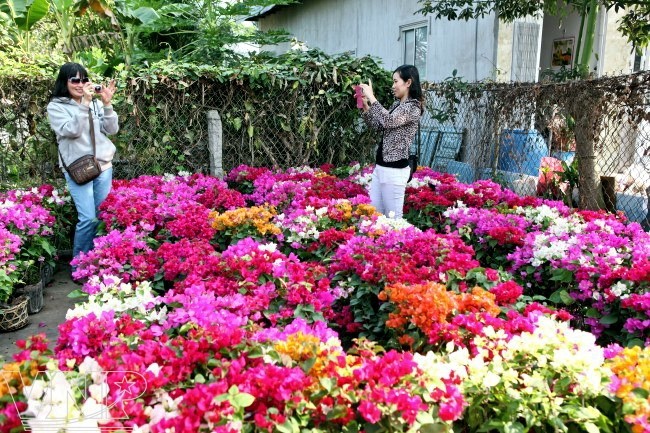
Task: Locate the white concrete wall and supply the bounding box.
[257,1,648,82]
[599,8,646,75]
[256,0,499,82]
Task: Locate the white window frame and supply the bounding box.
[399,21,428,79]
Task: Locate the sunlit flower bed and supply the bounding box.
[1,164,649,433]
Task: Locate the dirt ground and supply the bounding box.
[0,263,79,361]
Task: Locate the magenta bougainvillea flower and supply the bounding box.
[4,164,649,433]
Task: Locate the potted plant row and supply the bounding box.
[0,184,72,329]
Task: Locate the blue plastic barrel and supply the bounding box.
[551,151,575,164]
[498,129,548,176]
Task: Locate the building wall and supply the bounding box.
[601,9,637,75]
[256,0,499,82]
[255,0,648,82]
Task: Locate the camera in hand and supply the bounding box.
[94,85,102,93]
[354,85,364,108]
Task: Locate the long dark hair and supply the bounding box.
[51,62,88,100]
[394,64,424,113]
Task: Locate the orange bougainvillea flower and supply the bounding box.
[273,332,340,382]
[353,204,378,218]
[607,345,650,433]
[381,282,457,334]
[0,361,38,398]
[209,206,281,236]
[457,287,501,317]
[381,283,501,336]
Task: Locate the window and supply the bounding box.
[402,25,427,78]
[633,52,642,72]
[632,46,645,72]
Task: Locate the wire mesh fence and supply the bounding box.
[113,77,381,178]
[1,72,649,229]
[417,73,650,229]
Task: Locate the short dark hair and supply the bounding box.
[394,64,424,112]
[51,62,88,100]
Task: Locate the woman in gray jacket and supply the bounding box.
[47,62,118,274]
[359,65,423,219]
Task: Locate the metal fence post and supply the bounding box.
[207,110,223,178]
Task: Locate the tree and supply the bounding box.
[90,0,297,66]
[417,0,649,76]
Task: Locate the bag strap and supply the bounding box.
[57,106,97,170]
[88,106,97,158]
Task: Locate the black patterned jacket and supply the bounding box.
[362,98,421,163]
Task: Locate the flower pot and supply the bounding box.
[41,262,54,287]
[0,295,29,332]
[16,280,44,314]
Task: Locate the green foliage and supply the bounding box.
[417,0,563,23]
[0,0,50,51]
[539,66,585,83]
[424,69,479,124]
[86,0,297,67]
[110,49,392,171]
[604,0,650,50]
[0,0,49,31]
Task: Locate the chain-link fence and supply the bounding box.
[1,71,649,228]
[417,72,650,229]
[116,77,379,177]
[0,75,379,185]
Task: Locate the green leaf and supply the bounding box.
[549,289,574,305]
[550,268,573,283]
[300,356,316,373]
[67,289,87,299]
[131,6,159,25]
[276,419,298,433]
[600,314,619,325]
[627,338,644,348]
[232,392,255,408]
[194,373,205,384]
[14,0,48,31]
[419,423,449,433]
[319,377,333,392]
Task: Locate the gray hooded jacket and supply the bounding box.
[47,98,118,172]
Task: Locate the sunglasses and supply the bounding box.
[68,77,90,84]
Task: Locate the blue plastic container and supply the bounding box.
[551,151,575,164]
[498,129,548,176]
[446,161,475,184]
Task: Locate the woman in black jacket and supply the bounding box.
[359,64,424,219]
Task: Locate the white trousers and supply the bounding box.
[369,165,410,219]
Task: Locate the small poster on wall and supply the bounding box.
[552,37,575,67]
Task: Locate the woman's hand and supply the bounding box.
[359,81,376,108]
[98,80,117,106]
[81,82,95,106]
